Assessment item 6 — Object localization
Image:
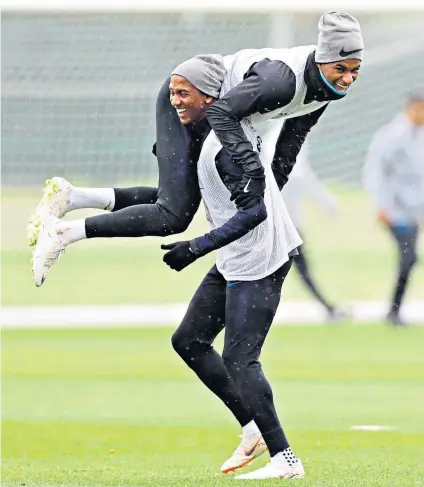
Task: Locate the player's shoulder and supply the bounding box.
[290,44,317,55]
[229,45,316,69]
[261,44,316,62]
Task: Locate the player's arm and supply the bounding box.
[271,105,328,190]
[362,130,399,224]
[191,198,267,254]
[161,149,268,271]
[205,59,296,205]
[161,198,267,271]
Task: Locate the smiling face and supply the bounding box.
[317,58,361,94]
[169,75,214,124]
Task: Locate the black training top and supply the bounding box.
[206,51,344,189]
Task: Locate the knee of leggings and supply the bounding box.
[158,207,191,235]
[171,329,189,356]
[171,329,208,359]
[166,217,190,235]
[222,351,254,375]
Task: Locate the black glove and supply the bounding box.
[161,241,198,272]
[230,175,266,209]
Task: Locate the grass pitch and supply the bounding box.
[2,325,424,486]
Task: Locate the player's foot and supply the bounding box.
[27,177,73,246]
[386,311,409,327]
[32,215,67,287]
[221,433,267,474]
[326,306,351,323]
[235,453,304,480]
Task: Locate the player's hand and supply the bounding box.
[161,241,198,272]
[230,175,266,209]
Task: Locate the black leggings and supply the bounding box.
[388,224,419,314]
[294,243,334,312]
[85,193,189,238]
[172,260,293,456]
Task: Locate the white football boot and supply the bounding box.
[27,177,73,247]
[221,433,267,474]
[32,215,67,287]
[235,452,304,480]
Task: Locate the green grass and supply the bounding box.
[2,188,424,306]
[2,325,424,486]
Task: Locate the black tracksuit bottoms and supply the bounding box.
[172,258,294,456]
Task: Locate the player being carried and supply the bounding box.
[30,12,363,479]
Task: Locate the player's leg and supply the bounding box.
[294,243,338,319]
[171,265,267,473]
[31,197,195,287]
[387,224,418,325]
[27,179,159,246]
[172,265,250,424]
[222,259,304,479]
[29,75,202,247]
[31,75,203,285]
[70,97,205,236]
[44,180,158,215]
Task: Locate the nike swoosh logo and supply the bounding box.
[227,281,241,288]
[244,436,262,457]
[243,178,252,193]
[339,47,362,57]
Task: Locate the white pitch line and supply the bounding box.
[350,425,396,431]
[1,301,423,328]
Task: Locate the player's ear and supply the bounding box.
[205,96,214,105]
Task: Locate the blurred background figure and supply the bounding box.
[362,91,424,327]
[262,121,347,323]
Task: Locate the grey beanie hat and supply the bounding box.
[315,12,364,63]
[171,54,226,98]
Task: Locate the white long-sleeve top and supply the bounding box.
[362,113,424,224]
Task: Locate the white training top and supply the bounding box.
[222,45,329,124]
[198,117,302,281]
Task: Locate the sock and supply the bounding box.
[56,219,87,246]
[69,187,115,211]
[242,420,260,437]
[272,447,298,466]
